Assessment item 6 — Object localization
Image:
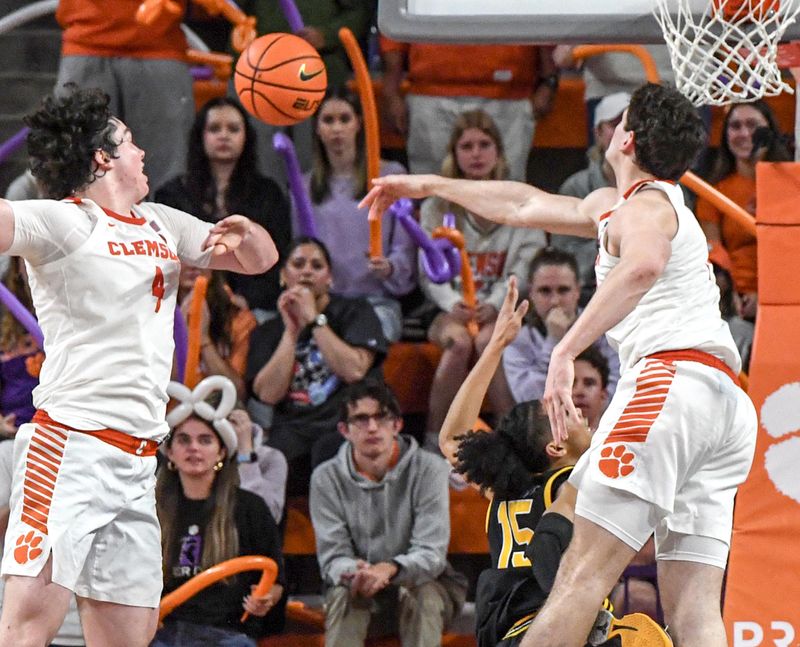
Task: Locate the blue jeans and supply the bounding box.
[150,619,257,647]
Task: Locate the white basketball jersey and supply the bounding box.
[595,180,741,374]
[13,199,212,441]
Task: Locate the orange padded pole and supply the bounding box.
[723,162,800,639]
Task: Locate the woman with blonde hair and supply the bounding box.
[419,110,545,446]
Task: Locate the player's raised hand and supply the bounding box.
[488,276,529,349]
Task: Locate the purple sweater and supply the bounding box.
[294,161,417,299]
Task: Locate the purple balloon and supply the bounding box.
[0,127,28,166]
[273,133,318,239]
[277,0,305,32]
[390,199,459,284]
[0,282,43,348]
[173,308,188,384]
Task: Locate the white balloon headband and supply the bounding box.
[166,375,238,459]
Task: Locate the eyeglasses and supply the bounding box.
[346,412,395,429]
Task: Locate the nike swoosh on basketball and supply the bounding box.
[298,64,323,81]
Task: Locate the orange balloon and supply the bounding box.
[159,556,278,622]
[339,27,382,259]
[432,226,478,337]
[184,274,209,389]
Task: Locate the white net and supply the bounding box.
[654,0,800,105]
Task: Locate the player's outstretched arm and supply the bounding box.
[205,214,279,274]
[439,277,529,467]
[360,175,602,238]
[0,200,15,255]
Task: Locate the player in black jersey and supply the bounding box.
[439,278,671,647]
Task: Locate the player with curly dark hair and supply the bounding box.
[441,279,668,646]
[0,84,280,647]
[365,81,753,647]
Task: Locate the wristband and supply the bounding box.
[237,451,257,464]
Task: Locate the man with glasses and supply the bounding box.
[309,380,466,647]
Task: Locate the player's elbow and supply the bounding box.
[628,257,666,290]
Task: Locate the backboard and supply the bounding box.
[377,0,800,44]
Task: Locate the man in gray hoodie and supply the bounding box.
[309,381,465,646]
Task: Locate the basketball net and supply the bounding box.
[655,0,800,105]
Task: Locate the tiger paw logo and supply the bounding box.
[599,444,636,478]
[14,531,44,564]
[760,382,800,504]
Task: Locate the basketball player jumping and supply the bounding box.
[0,86,278,647]
[362,83,757,647]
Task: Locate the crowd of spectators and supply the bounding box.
[0,1,784,644]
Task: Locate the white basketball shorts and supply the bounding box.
[1,412,163,607]
[570,350,757,567]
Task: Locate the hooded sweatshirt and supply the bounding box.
[310,435,450,588]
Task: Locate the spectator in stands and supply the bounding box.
[381,38,558,181]
[0,257,43,435]
[310,380,466,647]
[157,97,292,321]
[420,110,545,446]
[229,405,288,524]
[710,248,754,374]
[503,248,619,405]
[0,439,86,647]
[154,377,285,646]
[438,278,593,647]
[552,45,674,145]
[237,0,373,183]
[572,347,610,433]
[696,100,791,322]
[550,92,630,304]
[178,266,257,401]
[54,0,195,195]
[301,87,417,342]
[246,237,388,496]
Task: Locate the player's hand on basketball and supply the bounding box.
[489,276,529,349]
[243,583,283,617]
[543,348,580,444]
[203,215,252,256]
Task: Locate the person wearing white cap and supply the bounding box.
[550,92,631,304]
[153,376,286,646]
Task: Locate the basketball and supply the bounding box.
[234,33,327,127]
[711,0,780,20]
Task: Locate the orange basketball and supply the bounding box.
[234,33,327,127]
[712,0,780,20]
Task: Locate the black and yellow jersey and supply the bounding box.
[475,466,573,647]
[485,465,572,570]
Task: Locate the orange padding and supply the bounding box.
[383,342,442,414]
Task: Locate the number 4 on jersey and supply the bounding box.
[152,266,165,312]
